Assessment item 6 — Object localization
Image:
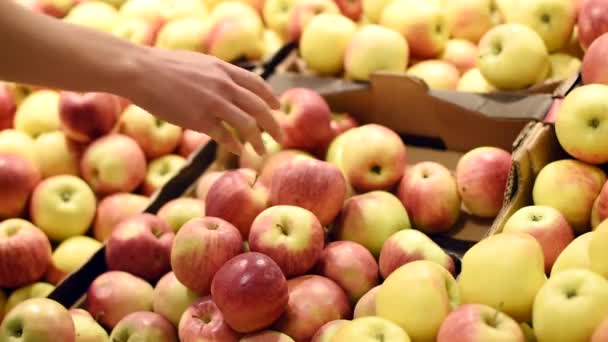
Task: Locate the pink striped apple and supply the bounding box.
[178,296,241,342]
[110,311,178,342]
[93,192,149,242]
[58,91,121,143]
[437,304,524,342]
[0,153,40,219]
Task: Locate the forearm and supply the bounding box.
[0,0,143,96]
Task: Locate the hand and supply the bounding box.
[123,47,283,155]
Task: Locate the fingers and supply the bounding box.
[231,86,284,145]
[199,117,243,156]
[221,62,280,110]
[211,97,267,156]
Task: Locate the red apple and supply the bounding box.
[353,285,381,318]
[582,32,608,85]
[195,171,225,201]
[58,91,121,143]
[205,169,269,239]
[397,161,461,234]
[259,150,314,189]
[93,192,149,242]
[0,298,76,342]
[110,311,178,342]
[273,275,351,341]
[81,134,147,195]
[249,205,325,277]
[86,271,154,329]
[211,252,289,333]
[330,112,358,135]
[178,129,211,158]
[157,197,206,233]
[316,241,379,303]
[0,218,51,288]
[578,0,608,50]
[0,83,16,130]
[105,213,174,282]
[334,0,362,21]
[240,330,295,342]
[171,217,243,294]
[593,317,608,342]
[311,319,350,342]
[277,88,334,150]
[455,147,512,217]
[544,98,563,123]
[437,304,525,342]
[287,0,339,42]
[269,158,347,226]
[594,180,608,225]
[0,153,41,219]
[178,296,241,342]
[440,39,478,74]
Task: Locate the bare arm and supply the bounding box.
[0,0,282,154]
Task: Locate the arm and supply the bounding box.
[0,0,281,154]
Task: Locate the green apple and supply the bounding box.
[533,269,608,341]
[551,232,593,276]
[120,105,183,159]
[46,236,103,285]
[457,68,497,92]
[555,84,608,165]
[155,17,207,51]
[344,24,409,81]
[30,175,97,242]
[506,0,576,52]
[0,129,38,167]
[532,159,606,233]
[152,271,200,327]
[331,317,411,342]
[376,260,459,341]
[336,190,411,257]
[459,232,546,323]
[14,90,60,139]
[34,131,79,178]
[4,282,55,318]
[69,309,109,342]
[142,154,186,196]
[300,13,357,75]
[64,1,121,33]
[0,298,75,342]
[445,0,495,43]
[548,52,581,79]
[478,23,550,90]
[361,0,392,23]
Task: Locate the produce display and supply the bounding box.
[2,0,608,341]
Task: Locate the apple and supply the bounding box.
[110,311,178,341]
[287,0,339,42]
[248,205,324,277]
[532,159,606,232]
[445,0,495,43]
[269,158,346,226]
[93,192,148,242]
[119,105,182,159]
[589,221,608,280]
[478,23,551,90]
[336,190,411,257]
[205,169,269,238]
[33,131,80,178]
[503,205,575,274]
[459,232,546,323]
[153,272,200,327]
[0,298,75,342]
[379,229,455,279]
[0,83,17,130]
[15,0,76,18]
[13,90,60,139]
[555,85,608,165]
[317,241,379,303]
[69,309,109,342]
[0,129,38,167]
[119,0,167,22]
[353,285,380,318]
[397,161,461,234]
[380,0,449,59]
[311,320,349,342]
[561,24,585,58]
[276,87,333,150]
[142,154,186,196]
[155,17,207,51]
[407,60,461,90]
[171,216,243,293]
[105,213,174,282]
[593,317,608,342]
[361,0,391,23]
[437,304,525,342]
[273,275,351,341]
[0,219,51,288]
[300,13,357,75]
[0,153,40,219]
[178,296,241,342]
[64,1,121,33]
[441,39,478,73]
[86,271,154,329]
[164,0,209,20]
[548,52,581,80]
[239,132,282,171]
[195,170,225,201]
[455,146,512,218]
[241,330,294,342]
[112,17,164,46]
[259,150,314,189]
[507,0,577,52]
[578,0,608,50]
[4,282,55,318]
[344,24,409,81]
[533,269,608,341]
[457,68,497,92]
[593,181,608,227]
[179,129,211,158]
[376,260,459,341]
[81,134,147,195]
[157,197,205,233]
[30,175,96,242]
[211,252,289,333]
[59,91,121,143]
[331,317,410,342]
[582,32,608,85]
[551,232,593,276]
[45,236,103,285]
[262,0,298,39]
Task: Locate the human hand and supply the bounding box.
[122,47,283,155]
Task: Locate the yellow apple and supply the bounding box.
[407,60,461,90]
[0,129,38,167]
[551,232,593,276]
[589,220,608,279]
[33,131,79,178]
[4,282,55,317]
[332,317,411,342]
[64,1,121,33]
[46,236,103,285]
[548,53,581,80]
[457,68,497,92]
[361,0,392,23]
[14,90,60,139]
[155,17,207,51]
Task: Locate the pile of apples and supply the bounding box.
[0,78,518,341]
[286,0,587,92]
